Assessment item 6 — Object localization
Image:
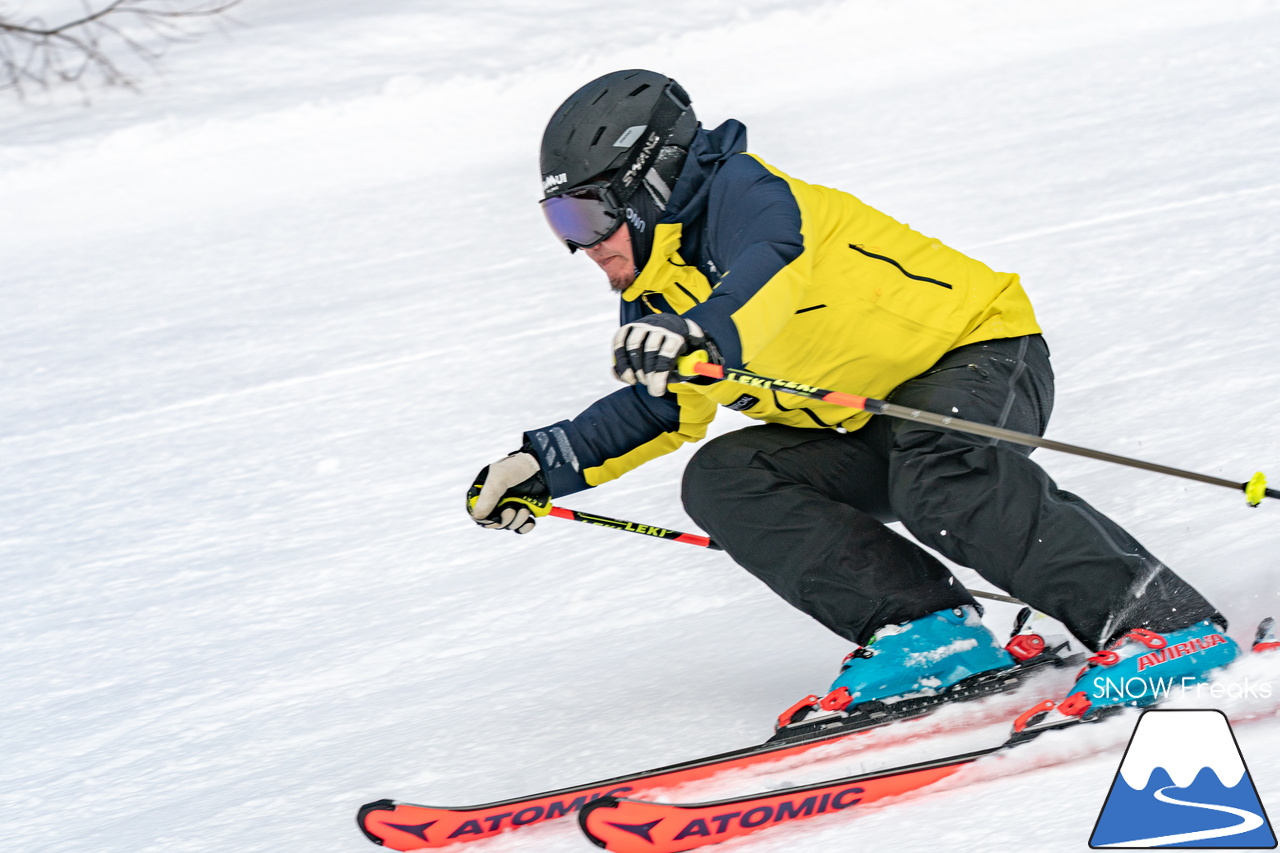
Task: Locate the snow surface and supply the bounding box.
[2,1,1280,852]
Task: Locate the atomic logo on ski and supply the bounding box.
[607,819,662,842]
[385,820,436,842]
[1090,709,1276,848]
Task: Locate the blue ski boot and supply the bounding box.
[1018,620,1240,731]
[776,606,1017,730]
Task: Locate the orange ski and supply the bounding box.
[358,735,838,849]
[358,649,1077,849]
[577,746,992,852]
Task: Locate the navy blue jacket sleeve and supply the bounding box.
[524,385,683,497]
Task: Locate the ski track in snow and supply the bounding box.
[2,2,1279,852]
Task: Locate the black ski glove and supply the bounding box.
[612,314,720,397]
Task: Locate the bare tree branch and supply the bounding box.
[0,0,240,98]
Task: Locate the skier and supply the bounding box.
[467,69,1239,724]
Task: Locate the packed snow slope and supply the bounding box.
[2,1,1279,851]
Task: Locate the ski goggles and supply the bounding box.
[540,182,626,251]
[541,81,690,251]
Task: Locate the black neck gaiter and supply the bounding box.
[624,187,660,274]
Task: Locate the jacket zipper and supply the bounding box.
[849,244,954,290]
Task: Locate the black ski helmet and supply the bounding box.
[539,70,696,250]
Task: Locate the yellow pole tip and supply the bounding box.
[1245,472,1268,507]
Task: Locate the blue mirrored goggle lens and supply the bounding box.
[540,186,623,249]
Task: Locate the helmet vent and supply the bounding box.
[540,71,696,202]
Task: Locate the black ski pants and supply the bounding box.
[682,335,1219,651]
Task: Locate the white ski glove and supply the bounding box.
[612,314,714,397]
[467,451,549,534]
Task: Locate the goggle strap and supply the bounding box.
[644,166,673,208]
[609,85,689,207]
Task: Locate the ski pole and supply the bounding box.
[467,480,720,548]
[468,485,1023,605]
[676,356,1278,507]
[549,505,1021,603]
[547,505,722,549]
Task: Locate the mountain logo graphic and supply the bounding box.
[1091,709,1276,848]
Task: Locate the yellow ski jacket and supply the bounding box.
[525,120,1041,497]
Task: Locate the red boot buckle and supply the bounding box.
[776,695,821,730]
[818,686,853,713]
[1013,700,1056,733]
[1005,633,1046,662]
[1085,649,1120,668]
[1124,628,1167,649]
[1058,691,1093,718]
